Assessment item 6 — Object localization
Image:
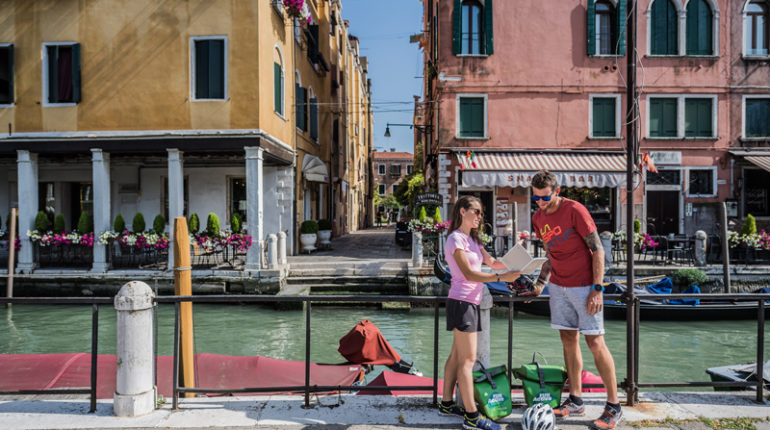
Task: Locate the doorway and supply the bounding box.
[647,190,679,235]
[458,190,494,231]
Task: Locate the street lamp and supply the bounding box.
[383,123,431,137]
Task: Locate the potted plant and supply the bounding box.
[299,220,319,253]
[317,219,332,246]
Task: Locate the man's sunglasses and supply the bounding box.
[531,194,553,202]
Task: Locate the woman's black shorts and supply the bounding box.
[446,298,482,332]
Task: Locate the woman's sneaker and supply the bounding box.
[437,401,465,417]
[463,413,501,430]
[553,398,586,417]
[590,406,623,429]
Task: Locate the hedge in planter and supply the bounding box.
[207,213,221,236]
[188,213,200,235]
[114,214,126,232]
[34,211,51,232]
[318,219,332,231]
[300,220,319,234]
[231,213,242,233]
[133,212,146,233]
[53,214,66,234]
[153,214,166,234]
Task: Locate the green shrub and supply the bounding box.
[740,214,757,236]
[153,214,166,234]
[672,268,708,287]
[132,212,146,233]
[34,211,50,232]
[633,219,641,234]
[206,213,221,236]
[77,212,92,233]
[434,207,442,224]
[114,214,126,232]
[300,220,319,234]
[418,206,427,222]
[53,214,66,233]
[231,213,242,233]
[188,213,200,235]
[318,219,332,230]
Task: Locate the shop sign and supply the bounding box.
[650,151,681,165]
[415,192,443,207]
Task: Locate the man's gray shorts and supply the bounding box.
[446,298,482,332]
[548,282,605,335]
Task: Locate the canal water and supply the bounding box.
[1,304,764,390]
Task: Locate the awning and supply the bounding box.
[456,151,627,188]
[302,154,329,182]
[744,156,770,173]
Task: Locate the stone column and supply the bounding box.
[16,151,38,273]
[278,231,287,265]
[114,281,155,417]
[411,231,423,267]
[91,149,111,272]
[694,230,707,266]
[245,147,264,272]
[167,149,184,271]
[266,234,277,269]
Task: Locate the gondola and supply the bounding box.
[706,360,770,391]
[434,259,770,321]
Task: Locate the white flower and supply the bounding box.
[98,230,119,245]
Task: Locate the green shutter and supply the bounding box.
[48,46,58,103]
[274,63,282,114]
[459,97,484,137]
[616,0,626,56]
[309,97,318,139]
[593,98,616,137]
[195,40,209,98]
[295,83,301,128]
[484,0,493,55]
[686,0,712,55]
[587,0,596,56]
[746,100,770,137]
[209,39,224,98]
[685,99,712,137]
[72,43,81,103]
[650,98,677,137]
[452,0,462,55]
[0,45,13,104]
[651,0,677,55]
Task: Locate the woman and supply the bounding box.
[438,195,520,430]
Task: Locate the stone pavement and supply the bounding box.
[289,226,411,262]
[1,391,768,430]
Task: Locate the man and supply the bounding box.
[527,169,622,430]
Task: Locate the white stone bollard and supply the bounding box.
[267,234,278,269]
[694,230,707,266]
[114,281,155,417]
[278,232,287,265]
[458,287,493,409]
[412,231,423,267]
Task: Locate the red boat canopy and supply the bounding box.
[338,320,401,365]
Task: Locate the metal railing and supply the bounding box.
[155,293,769,409]
[0,297,113,413]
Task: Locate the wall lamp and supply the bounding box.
[384,123,432,137]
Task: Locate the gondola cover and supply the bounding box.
[338,320,401,365]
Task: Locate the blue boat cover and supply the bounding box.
[645,277,673,295]
[666,285,700,306]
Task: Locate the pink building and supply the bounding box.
[418,0,770,239]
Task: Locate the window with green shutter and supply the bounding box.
[274,63,283,115]
[650,0,678,55]
[686,0,713,55]
[746,98,770,137]
[296,85,306,131]
[649,97,677,137]
[453,0,493,55]
[592,97,617,137]
[0,44,13,104]
[309,97,318,140]
[45,43,81,104]
[587,0,626,56]
[684,98,713,137]
[459,96,485,137]
[193,38,225,99]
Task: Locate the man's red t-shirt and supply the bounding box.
[532,198,596,287]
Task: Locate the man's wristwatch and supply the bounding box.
[592,284,605,292]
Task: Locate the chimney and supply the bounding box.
[390,148,395,152]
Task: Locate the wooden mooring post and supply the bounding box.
[5,208,17,308]
[174,217,195,397]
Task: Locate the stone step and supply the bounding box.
[287,276,406,285]
[288,262,408,277]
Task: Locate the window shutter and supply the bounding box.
[685,99,712,137]
[309,97,318,140]
[209,39,224,98]
[452,0,462,55]
[309,25,320,63]
[616,0,626,55]
[484,0,493,55]
[663,98,677,136]
[295,83,302,129]
[587,0,596,56]
[48,46,58,103]
[472,98,484,136]
[651,0,677,55]
[274,63,282,113]
[195,40,209,98]
[685,0,712,55]
[72,43,81,103]
[593,98,615,137]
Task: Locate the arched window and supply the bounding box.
[461,0,483,55]
[596,1,616,55]
[686,0,714,55]
[452,0,493,55]
[650,0,678,55]
[273,46,284,116]
[746,0,769,55]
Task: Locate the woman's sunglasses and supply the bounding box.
[468,208,483,217]
[531,194,553,202]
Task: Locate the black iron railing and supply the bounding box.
[0,297,113,413]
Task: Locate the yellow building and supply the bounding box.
[0,0,371,273]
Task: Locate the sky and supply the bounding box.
[339,0,425,155]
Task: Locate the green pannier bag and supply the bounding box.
[472,361,512,420]
[512,353,567,408]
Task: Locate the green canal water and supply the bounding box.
[1,304,765,390]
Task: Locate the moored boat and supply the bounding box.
[706,360,770,391]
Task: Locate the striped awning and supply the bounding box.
[744,156,770,173]
[455,151,627,188]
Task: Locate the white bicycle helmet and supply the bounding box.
[522,403,555,430]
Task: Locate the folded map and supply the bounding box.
[499,243,547,275]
